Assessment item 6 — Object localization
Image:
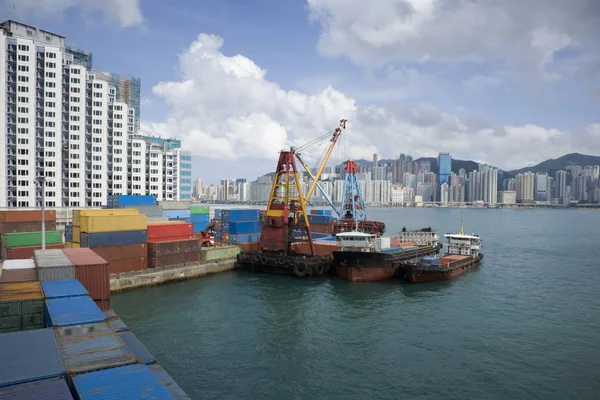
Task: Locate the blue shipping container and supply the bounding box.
[54,322,138,376]
[222,209,260,222]
[0,377,72,400]
[193,223,209,233]
[163,210,191,219]
[308,214,335,225]
[41,280,89,299]
[313,209,332,216]
[72,364,175,399]
[228,221,262,234]
[423,257,440,265]
[0,328,66,388]
[108,194,157,207]
[45,296,106,327]
[148,364,191,400]
[214,230,222,241]
[190,214,210,224]
[103,309,118,320]
[108,317,129,333]
[118,331,156,365]
[214,209,222,219]
[65,232,72,241]
[228,232,261,244]
[80,230,147,248]
[315,236,337,242]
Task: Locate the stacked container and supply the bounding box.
[190,205,211,233]
[147,221,201,268]
[0,281,45,332]
[163,209,191,222]
[60,248,111,310]
[106,194,157,208]
[307,211,337,234]
[0,259,37,283]
[0,210,64,260]
[71,209,148,275]
[221,209,262,245]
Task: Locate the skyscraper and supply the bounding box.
[437,152,451,197]
[555,170,567,202]
[535,173,548,202]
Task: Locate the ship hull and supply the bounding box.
[236,252,332,277]
[333,245,440,282]
[405,254,483,283]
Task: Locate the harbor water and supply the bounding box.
[112,208,600,400]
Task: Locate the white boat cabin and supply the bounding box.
[444,233,482,256]
[335,231,377,252]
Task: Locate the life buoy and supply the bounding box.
[294,261,309,277]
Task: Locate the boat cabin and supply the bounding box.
[399,228,440,246]
[444,233,481,256]
[335,231,377,252]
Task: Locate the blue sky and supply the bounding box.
[5,0,600,183]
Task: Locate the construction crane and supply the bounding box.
[236,120,347,277]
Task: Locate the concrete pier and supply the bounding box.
[110,258,237,292]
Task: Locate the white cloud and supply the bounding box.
[12,0,143,28]
[145,33,600,173]
[307,0,600,78]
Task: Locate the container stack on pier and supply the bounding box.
[147,221,201,268]
[214,208,262,248]
[0,210,64,260]
[190,205,211,233]
[307,210,337,234]
[0,276,189,398]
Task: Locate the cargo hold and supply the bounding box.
[0,328,66,388]
[45,296,106,327]
[72,364,175,399]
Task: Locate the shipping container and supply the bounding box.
[45,296,106,327]
[158,200,191,210]
[213,209,222,219]
[190,214,210,224]
[398,242,415,248]
[222,209,261,222]
[72,226,80,243]
[238,242,260,252]
[91,243,147,261]
[108,257,148,275]
[54,322,138,375]
[0,281,45,332]
[162,209,191,219]
[0,210,56,223]
[147,222,193,240]
[148,216,169,223]
[132,205,163,217]
[190,205,210,215]
[390,236,400,248]
[103,309,118,320]
[63,248,110,301]
[200,246,240,262]
[192,222,209,232]
[64,242,72,248]
[72,243,80,248]
[34,249,76,281]
[93,299,111,311]
[148,363,191,399]
[1,231,62,248]
[226,221,261,234]
[0,221,57,234]
[310,209,332,216]
[308,223,334,234]
[0,377,73,400]
[148,251,201,268]
[422,257,441,265]
[107,194,157,207]
[72,363,174,399]
[73,209,140,226]
[41,280,88,300]
[147,235,196,243]
[228,232,261,244]
[108,317,129,333]
[375,237,391,249]
[80,230,147,248]
[307,214,335,225]
[0,328,65,388]
[79,215,148,234]
[118,331,156,365]
[0,259,37,283]
[148,238,201,257]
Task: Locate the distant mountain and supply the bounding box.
[505,153,600,177]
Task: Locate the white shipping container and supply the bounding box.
[376,237,391,249]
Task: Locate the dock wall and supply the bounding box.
[110,258,237,292]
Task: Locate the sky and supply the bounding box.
[4,0,600,183]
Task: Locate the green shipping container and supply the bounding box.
[190,205,210,215]
[0,282,45,333]
[200,245,240,262]
[1,231,63,248]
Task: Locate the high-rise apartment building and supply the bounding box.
[554,170,567,202]
[1,20,190,207]
[535,173,549,202]
[515,172,535,203]
[437,152,451,186]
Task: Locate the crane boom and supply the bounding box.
[295,154,341,218]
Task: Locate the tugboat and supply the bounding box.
[402,213,483,283]
[332,228,442,282]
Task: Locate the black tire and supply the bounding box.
[259,256,268,265]
[293,261,309,277]
[276,257,286,265]
[236,253,242,263]
[252,254,261,263]
[313,263,325,276]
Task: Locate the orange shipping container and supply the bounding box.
[0,210,56,223]
[398,242,415,248]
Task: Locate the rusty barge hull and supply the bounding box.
[333,245,440,282]
[403,254,484,283]
[237,252,332,277]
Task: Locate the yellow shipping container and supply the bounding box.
[72,242,80,248]
[65,241,72,248]
[73,226,80,243]
[73,209,139,226]
[79,214,148,233]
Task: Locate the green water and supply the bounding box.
[113,208,600,399]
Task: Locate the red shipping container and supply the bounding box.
[63,248,110,301]
[92,244,147,261]
[147,235,194,243]
[0,210,56,223]
[0,221,57,234]
[148,238,201,257]
[94,299,111,311]
[1,244,64,260]
[148,251,200,268]
[108,257,148,275]
[389,236,400,248]
[147,223,193,240]
[309,223,334,234]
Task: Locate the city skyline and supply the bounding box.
[4,1,600,181]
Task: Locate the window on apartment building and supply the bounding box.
[45,151,55,157]
[45,141,56,147]
[133,142,141,148]
[18,44,30,51]
[114,114,122,119]
[45,101,55,107]
[18,86,29,93]
[17,76,29,82]
[133,151,141,156]
[133,176,140,181]
[18,159,28,166]
[17,138,28,145]
[69,172,79,178]
[45,62,56,68]
[17,128,29,134]
[45,171,56,177]
[128,118,134,124]
[45,71,56,78]
[45,111,55,118]
[18,190,29,197]
[70,154,79,160]
[45,191,55,198]
[114,123,123,129]
[45,161,55,167]
[70,182,80,188]
[69,134,79,140]
[18,55,29,62]
[71,87,80,93]
[93,119,102,125]
[69,125,80,131]
[93,83,102,89]
[92,128,102,134]
[17,107,29,113]
[17,117,29,124]
[93,156,102,162]
[133,168,141,173]
[18,65,29,72]
[45,131,56,138]
[93,146,101,152]
[70,192,78,197]
[69,163,79,169]
[70,97,80,102]
[114,157,122,163]
[70,115,80,122]
[70,144,79,150]
[44,121,55,127]
[46,52,56,58]
[71,69,80,74]
[45,81,56,88]
[70,106,80,112]
[93,92,102,98]
[92,174,101,180]
[93,165,102,171]
[18,169,29,176]
[18,180,28,187]
[45,92,56,98]
[18,96,28,103]
[71,78,80,84]
[93,137,102,143]
[93,101,102,107]
[93,110,102,116]
[133,160,141,165]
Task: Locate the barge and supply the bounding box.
[332,231,442,282]
[401,215,483,283]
